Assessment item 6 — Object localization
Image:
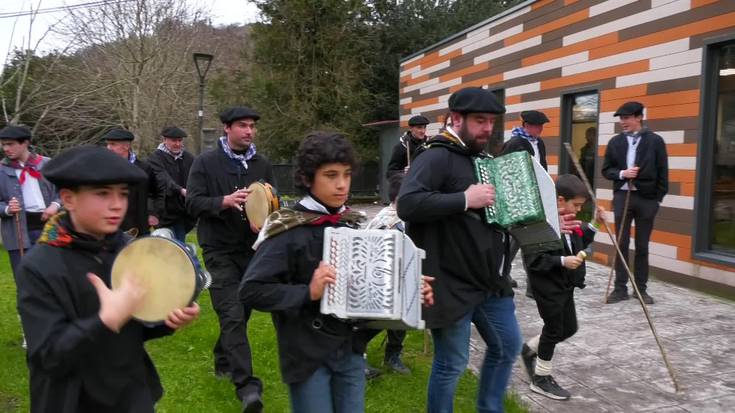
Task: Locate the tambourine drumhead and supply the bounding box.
[245,182,274,228]
[111,237,196,323]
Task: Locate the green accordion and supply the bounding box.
[474,151,563,253]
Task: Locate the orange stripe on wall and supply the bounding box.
[647,103,699,120]
[532,0,556,10]
[600,85,648,102]
[402,96,439,110]
[540,60,649,91]
[522,33,618,67]
[590,12,735,59]
[669,169,697,182]
[506,95,522,105]
[680,182,696,196]
[439,62,490,82]
[565,0,580,5]
[402,74,430,87]
[667,144,698,157]
[600,90,700,112]
[505,9,589,46]
[692,0,720,7]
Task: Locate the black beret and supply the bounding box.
[103,128,135,141]
[520,110,550,125]
[161,126,187,138]
[219,106,260,123]
[448,87,506,114]
[43,145,148,188]
[614,101,644,117]
[408,115,430,126]
[0,125,32,141]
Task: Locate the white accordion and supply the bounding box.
[320,227,426,330]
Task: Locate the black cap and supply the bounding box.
[43,145,148,189]
[408,115,430,126]
[614,101,644,117]
[219,106,260,123]
[161,126,187,138]
[448,87,506,114]
[0,125,32,141]
[520,110,550,125]
[103,128,135,141]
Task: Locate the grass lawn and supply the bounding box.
[0,243,528,412]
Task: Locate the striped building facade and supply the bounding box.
[398,0,735,291]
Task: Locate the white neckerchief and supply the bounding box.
[298,194,347,214]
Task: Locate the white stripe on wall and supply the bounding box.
[419,77,463,94]
[505,97,561,113]
[475,36,544,65]
[403,77,439,93]
[649,48,702,70]
[562,38,690,76]
[590,0,639,17]
[506,82,541,96]
[616,61,701,88]
[504,51,589,80]
[563,0,691,46]
[412,60,451,79]
[669,156,697,170]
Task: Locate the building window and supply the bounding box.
[696,40,735,261]
[560,92,599,183]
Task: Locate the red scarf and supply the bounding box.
[4,153,42,184]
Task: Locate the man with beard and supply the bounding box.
[602,101,668,305]
[147,126,195,242]
[186,106,274,413]
[387,115,430,177]
[397,87,522,413]
[103,128,158,236]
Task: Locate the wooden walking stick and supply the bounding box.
[563,143,680,392]
[12,197,24,257]
[603,184,631,303]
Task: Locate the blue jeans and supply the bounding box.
[428,296,522,413]
[288,345,366,413]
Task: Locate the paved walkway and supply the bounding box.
[354,203,735,412]
[469,257,735,412]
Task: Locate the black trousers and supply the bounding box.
[613,191,660,293]
[203,249,262,398]
[384,330,406,359]
[537,290,577,361]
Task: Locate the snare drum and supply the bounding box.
[111,235,211,323]
[245,182,279,229]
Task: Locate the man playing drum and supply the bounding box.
[186,106,275,413]
[16,145,199,413]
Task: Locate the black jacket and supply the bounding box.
[147,149,195,229]
[240,204,376,384]
[122,158,157,236]
[396,137,512,329]
[602,129,668,202]
[185,140,274,253]
[386,132,425,178]
[501,135,548,171]
[17,230,172,413]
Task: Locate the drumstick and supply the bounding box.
[576,250,587,260]
[12,198,24,257]
[563,143,680,392]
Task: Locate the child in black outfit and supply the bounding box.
[520,174,604,400]
[17,146,199,413]
[240,132,433,413]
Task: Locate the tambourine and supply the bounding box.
[245,182,279,229]
[111,229,211,323]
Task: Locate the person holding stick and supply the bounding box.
[0,125,60,279]
[602,102,668,305]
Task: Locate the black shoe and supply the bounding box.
[365,365,382,380]
[385,354,411,375]
[241,392,263,413]
[606,289,629,304]
[530,374,571,400]
[632,291,654,304]
[520,344,536,380]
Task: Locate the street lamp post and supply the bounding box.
[193,53,214,154]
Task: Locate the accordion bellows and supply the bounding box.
[474,151,562,252]
[320,227,426,330]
